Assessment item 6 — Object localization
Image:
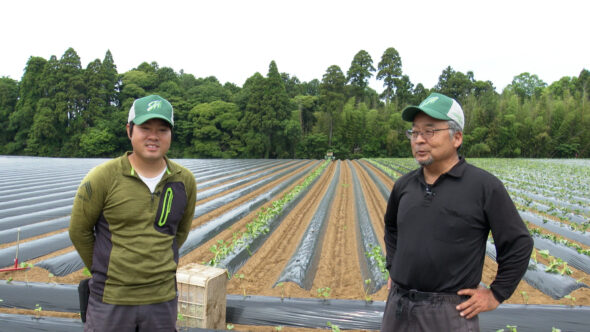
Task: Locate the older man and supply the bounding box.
[381,93,533,332]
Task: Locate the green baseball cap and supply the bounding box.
[128,95,174,126]
[401,93,464,130]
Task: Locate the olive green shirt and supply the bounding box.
[69,153,196,305]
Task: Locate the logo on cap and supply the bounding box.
[420,96,439,107]
[147,100,162,112]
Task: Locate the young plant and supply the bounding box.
[362,279,373,303]
[234,273,246,297]
[176,313,186,330]
[317,287,331,300]
[276,282,285,300]
[19,262,33,285]
[34,303,42,319]
[520,291,528,304]
[552,327,562,332]
[365,244,388,279]
[48,272,57,285]
[530,250,537,263]
[274,326,283,331]
[327,321,341,332]
[226,323,235,330]
[564,295,576,306]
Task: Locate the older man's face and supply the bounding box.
[411,113,462,167]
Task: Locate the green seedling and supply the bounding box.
[317,287,331,300]
[226,323,234,330]
[274,325,283,331]
[6,277,13,284]
[552,327,562,332]
[530,250,537,263]
[34,303,42,319]
[520,291,528,304]
[363,279,373,303]
[235,273,246,297]
[19,262,33,285]
[564,295,576,306]
[365,244,388,279]
[327,321,341,332]
[276,282,285,300]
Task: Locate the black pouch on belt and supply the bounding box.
[78,278,91,323]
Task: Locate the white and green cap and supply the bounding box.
[402,93,464,130]
[128,95,174,126]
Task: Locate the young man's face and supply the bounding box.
[411,112,462,166]
[127,118,172,163]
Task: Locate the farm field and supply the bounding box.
[0,156,589,331]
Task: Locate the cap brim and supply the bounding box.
[132,114,173,126]
[401,106,422,122]
[401,106,452,123]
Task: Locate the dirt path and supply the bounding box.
[225,162,338,299]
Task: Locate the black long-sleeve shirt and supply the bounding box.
[384,157,533,302]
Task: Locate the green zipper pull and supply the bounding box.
[158,188,174,227]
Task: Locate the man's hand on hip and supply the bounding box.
[456,286,500,319]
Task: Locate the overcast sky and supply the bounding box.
[1,0,588,93]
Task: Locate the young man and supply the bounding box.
[381,93,533,332]
[69,95,196,331]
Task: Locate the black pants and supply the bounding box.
[84,295,178,332]
[381,284,480,332]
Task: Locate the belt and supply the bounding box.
[394,286,434,301]
[393,284,463,318]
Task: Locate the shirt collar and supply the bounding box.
[121,152,175,177]
[417,156,466,185]
[445,156,466,178]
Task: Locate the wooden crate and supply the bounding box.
[176,263,227,329]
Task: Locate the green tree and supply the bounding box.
[188,101,241,158]
[296,133,329,159]
[376,47,402,103]
[261,61,291,158]
[434,66,474,103]
[79,127,118,157]
[507,72,547,100]
[293,95,318,135]
[8,56,47,154]
[0,77,19,153]
[394,75,414,107]
[346,50,375,102]
[319,65,346,147]
[237,72,267,157]
[185,76,231,104]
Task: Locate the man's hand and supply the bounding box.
[456,286,500,319]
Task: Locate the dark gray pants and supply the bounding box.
[381,284,480,332]
[84,295,178,332]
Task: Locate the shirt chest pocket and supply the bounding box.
[154,182,188,235]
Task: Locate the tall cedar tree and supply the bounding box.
[319,65,346,147]
[376,47,402,103]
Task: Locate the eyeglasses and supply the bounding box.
[406,128,451,140]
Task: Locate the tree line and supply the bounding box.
[0,47,588,159]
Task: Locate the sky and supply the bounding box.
[1,0,588,93]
